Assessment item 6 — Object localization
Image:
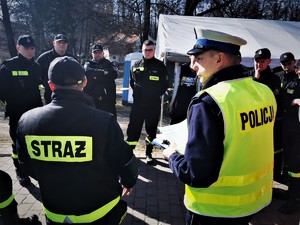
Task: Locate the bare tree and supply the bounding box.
[0,0,16,57]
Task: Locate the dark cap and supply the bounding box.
[280,52,295,63]
[254,48,271,60]
[48,56,85,86]
[17,35,35,48]
[187,27,247,56]
[295,59,300,68]
[92,44,103,52]
[54,34,68,42]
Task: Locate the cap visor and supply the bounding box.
[187,48,207,55]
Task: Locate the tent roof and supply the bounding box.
[155,15,300,68]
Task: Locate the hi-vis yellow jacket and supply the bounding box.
[185,77,276,217]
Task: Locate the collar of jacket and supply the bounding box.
[17,52,35,64]
[202,65,246,90]
[51,89,95,107]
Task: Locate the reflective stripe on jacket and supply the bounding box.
[185,77,276,217]
[44,196,120,223]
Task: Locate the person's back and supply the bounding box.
[17,57,139,224]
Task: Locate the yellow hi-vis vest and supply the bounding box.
[185,77,276,218]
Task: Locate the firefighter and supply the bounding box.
[275,56,300,215]
[126,40,169,165]
[37,34,77,104]
[16,56,139,224]
[0,35,43,187]
[84,44,118,117]
[163,28,276,225]
[0,170,40,225]
[168,55,198,125]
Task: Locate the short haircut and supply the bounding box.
[143,40,154,46]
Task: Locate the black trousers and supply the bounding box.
[186,210,252,225]
[126,103,160,155]
[46,200,127,225]
[8,114,22,170]
[0,170,18,225]
[282,117,300,174]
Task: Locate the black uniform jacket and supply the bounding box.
[84,58,118,102]
[37,49,76,104]
[0,53,43,116]
[169,65,249,187]
[277,71,300,120]
[16,90,139,215]
[130,57,168,107]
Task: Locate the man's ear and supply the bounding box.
[48,81,56,91]
[82,76,87,88]
[216,52,225,68]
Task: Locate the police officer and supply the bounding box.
[163,28,276,225]
[37,34,76,104]
[169,55,198,125]
[0,170,40,225]
[84,44,118,117]
[245,48,283,183]
[0,35,43,186]
[275,56,300,215]
[126,40,169,165]
[16,56,139,225]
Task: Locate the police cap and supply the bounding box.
[254,48,271,60]
[92,44,103,52]
[48,56,85,86]
[17,35,35,48]
[187,27,247,56]
[54,34,68,42]
[280,52,295,63]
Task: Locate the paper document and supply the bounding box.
[153,119,188,154]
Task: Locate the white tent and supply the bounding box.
[155,15,300,68]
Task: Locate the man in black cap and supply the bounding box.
[37,34,77,104]
[246,48,283,184]
[274,54,300,215]
[0,34,43,186]
[16,56,139,225]
[163,28,276,225]
[83,44,118,117]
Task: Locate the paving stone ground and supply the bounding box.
[0,80,299,224]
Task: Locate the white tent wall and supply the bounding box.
[155,15,300,69]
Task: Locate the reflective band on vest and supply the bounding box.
[11,153,18,159]
[25,136,93,162]
[288,171,300,178]
[132,67,144,72]
[11,71,29,76]
[126,141,138,146]
[0,194,14,209]
[149,76,159,81]
[44,196,120,223]
[185,78,276,217]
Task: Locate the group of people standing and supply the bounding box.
[0,34,138,225]
[0,28,299,225]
